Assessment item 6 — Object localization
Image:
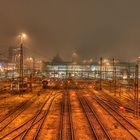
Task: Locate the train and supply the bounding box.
[11,81,29,93]
[42,78,64,89]
[42,78,80,89]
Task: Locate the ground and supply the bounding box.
[0,80,140,140]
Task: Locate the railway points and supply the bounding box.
[0,79,140,140]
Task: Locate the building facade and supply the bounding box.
[43,61,137,79]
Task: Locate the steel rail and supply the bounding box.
[0,88,44,124]
[58,92,64,140]
[76,91,99,140]
[32,96,55,140]
[20,92,55,140]
[0,90,50,139]
[0,95,38,132]
[67,89,75,140]
[83,96,112,140]
[92,94,139,139]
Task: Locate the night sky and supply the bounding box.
[0,0,140,61]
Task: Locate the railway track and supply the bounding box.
[58,89,74,140]
[58,92,64,140]
[76,90,112,140]
[24,93,56,140]
[97,89,140,115]
[98,91,134,113]
[0,94,37,131]
[91,92,140,139]
[67,90,74,140]
[0,89,54,139]
[0,88,45,123]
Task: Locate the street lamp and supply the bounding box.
[19,33,27,94]
[19,33,26,43]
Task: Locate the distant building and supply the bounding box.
[42,59,137,79]
[52,53,64,64]
[72,51,78,64]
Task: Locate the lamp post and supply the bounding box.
[19,33,26,94]
[103,59,110,80]
[113,58,117,96]
[99,57,103,90]
[27,57,33,92]
[105,62,110,80]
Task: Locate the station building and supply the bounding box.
[43,61,136,79]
